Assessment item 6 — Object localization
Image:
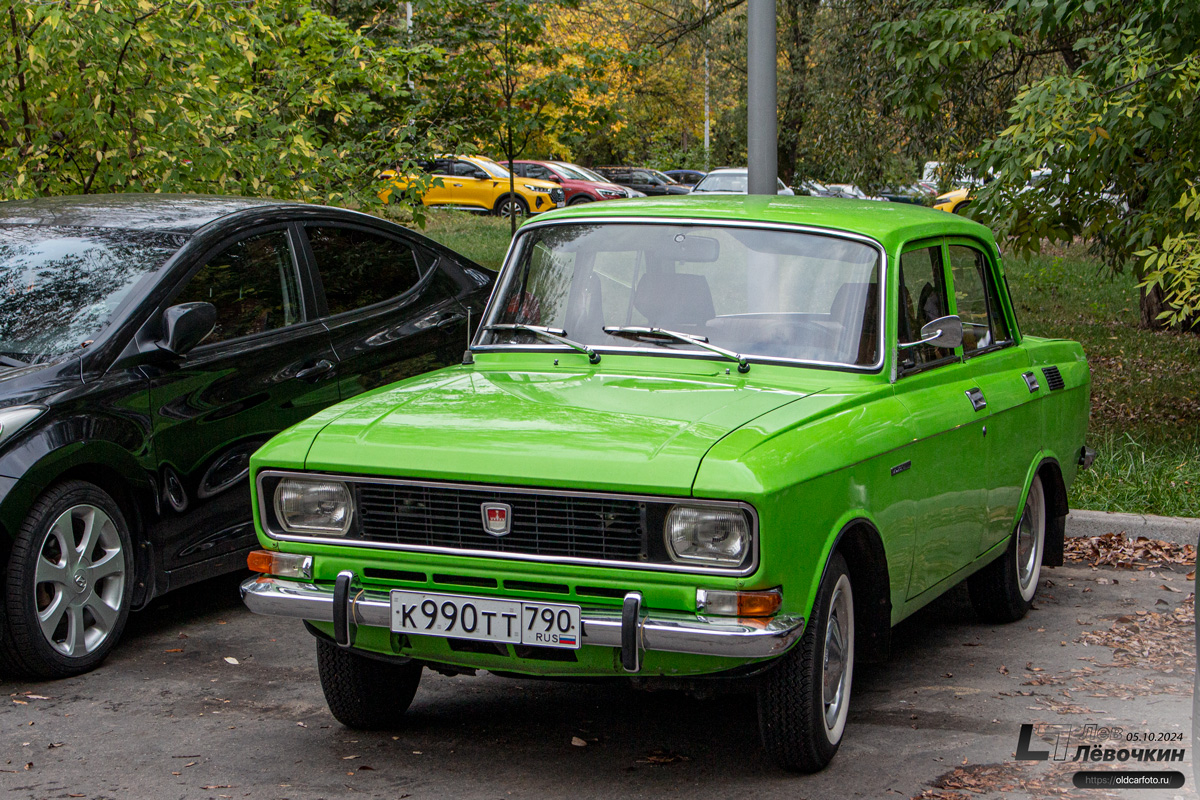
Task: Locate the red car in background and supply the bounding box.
[508,160,637,205]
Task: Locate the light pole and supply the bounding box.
[746,0,776,195]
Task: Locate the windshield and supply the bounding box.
[474,159,511,179]
[693,172,790,194]
[650,170,679,185]
[0,226,179,364]
[570,165,609,183]
[552,163,593,181]
[480,223,882,368]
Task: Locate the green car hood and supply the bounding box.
[300,366,820,494]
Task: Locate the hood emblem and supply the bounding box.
[481,503,512,537]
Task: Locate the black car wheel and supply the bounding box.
[495,195,528,219]
[968,474,1046,623]
[568,195,594,205]
[317,638,423,729]
[757,552,855,772]
[1,481,134,679]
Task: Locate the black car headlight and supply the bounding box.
[274,477,353,535]
[664,504,750,566]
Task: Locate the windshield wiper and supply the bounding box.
[483,323,601,364]
[603,326,750,373]
[0,354,27,368]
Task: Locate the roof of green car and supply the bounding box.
[530,195,996,251]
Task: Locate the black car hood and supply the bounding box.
[0,359,80,407]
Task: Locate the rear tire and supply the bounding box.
[757,552,854,772]
[316,638,422,729]
[0,481,134,679]
[968,474,1046,623]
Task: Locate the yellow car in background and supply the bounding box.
[934,187,972,214]
[380,155,565,217]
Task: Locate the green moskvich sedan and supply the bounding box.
[241,196,1091,772]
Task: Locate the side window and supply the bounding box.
[430,160,454,176]
[451,161,479,178]
[948,245,1010,353]
[174,230,301,344]
[307,227,423,316]
[898,245,952,369]
[525,164,550,181]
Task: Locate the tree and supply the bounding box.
[880,0,1200,329]
[0,0,440,208]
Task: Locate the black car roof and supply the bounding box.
[0,194,291,235]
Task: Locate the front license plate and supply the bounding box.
[556,199,565,207]
[389,590,581,649]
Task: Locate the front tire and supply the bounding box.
[317,638,423,729]
[494,195,528,219]
[757,552,855,772]
[0,481,134,679]
[968,474,1046,623]
[568,195,594,205]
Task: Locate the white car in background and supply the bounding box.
[689,168,794,195]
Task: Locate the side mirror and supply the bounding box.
[157,302,216,356]
[547,175,562,183]
[470,169,488,180]
[898,315,963,351]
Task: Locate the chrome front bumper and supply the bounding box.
[240,575,804,668]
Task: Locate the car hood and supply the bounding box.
[300,365,820,494]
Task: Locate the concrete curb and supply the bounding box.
[1067,509,1200,546]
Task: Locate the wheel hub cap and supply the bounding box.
[33,504,126,658]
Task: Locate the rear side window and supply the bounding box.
[306,226,423,316]
[948,244,1010,353]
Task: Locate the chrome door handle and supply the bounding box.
[965,387,987,411]
[295,359,334,381]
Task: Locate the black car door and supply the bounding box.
[298,222,471,399]
[144,224,340,587]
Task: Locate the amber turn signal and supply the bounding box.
[696,588,782,617]
[247,550,312,579]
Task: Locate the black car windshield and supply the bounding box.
[0,226,179,364]
[480,223,882,368]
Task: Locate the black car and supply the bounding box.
[0,194,493,678]
[592,167,692,196]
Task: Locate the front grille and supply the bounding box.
[355,483,647,562]
[550,187,565,204]
[1042,365,1065,391]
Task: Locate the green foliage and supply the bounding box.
[0,0,441,207]
[880,0,1200,328]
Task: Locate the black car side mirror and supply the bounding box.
[471,170,488,180]
[157,302,216,356]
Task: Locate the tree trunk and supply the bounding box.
[1139,282,1168,329]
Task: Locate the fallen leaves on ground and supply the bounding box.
[915,761,1118,800]
[636,750,690,764]
[1077,593,1194,675]
[1065,532,1195,569]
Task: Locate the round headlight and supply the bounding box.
[664,505,750,566]
[274,478,353,535]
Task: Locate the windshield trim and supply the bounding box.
[473,216,888,374]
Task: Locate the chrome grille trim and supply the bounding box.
[256,470,759,576]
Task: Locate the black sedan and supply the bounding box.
[0,194,493,678]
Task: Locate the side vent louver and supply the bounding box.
[1042,365,1065,391]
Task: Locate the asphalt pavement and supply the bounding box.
[1,555,1194,800]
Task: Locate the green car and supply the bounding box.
[241,196,1091,772]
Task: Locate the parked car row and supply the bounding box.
[0,190,1092,776]
[380,155,948,215]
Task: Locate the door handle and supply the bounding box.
[452,183,463,187]
[435,311,467,329]
[295,359,334,381]
[965,387,987,411]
